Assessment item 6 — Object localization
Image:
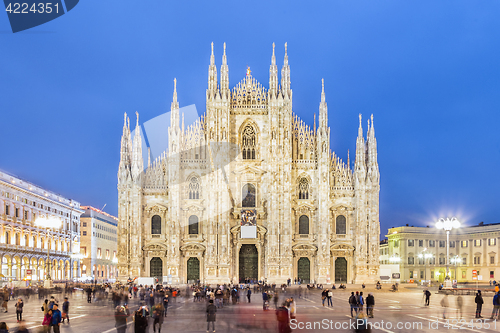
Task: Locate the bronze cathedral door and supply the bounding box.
[239,244,258,283]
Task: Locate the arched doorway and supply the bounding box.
[297,257,310,283]
[239,244,258,283]
[335,257,347,283]
[187,257,200,283]
[150,257,163,282]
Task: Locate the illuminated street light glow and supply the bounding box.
[436,217,461,285]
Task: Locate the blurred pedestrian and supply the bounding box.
[51,303,62,333]
[42,309,52,333]
[366,293,375,318]
[441,294,449,319]
[491,291,500,320]
[114,305,129,333]
[61,297,69,324]
[475,290,483,318]
[15,320,29,333]
[0,322,8,333]
[206,299,217,333]
[276,302,290,333]
[15,298,23,322]
[456,295,463,319]
[152,304,164,333]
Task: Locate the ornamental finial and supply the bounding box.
[246,67,251,76]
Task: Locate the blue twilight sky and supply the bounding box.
[1,1,499,237]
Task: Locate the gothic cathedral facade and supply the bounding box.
[117,43,380,285]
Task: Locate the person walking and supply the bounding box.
[14,320,29,333]
[276,302,290,333]
[273,291,279,309]
[152,304,164,333]
[247,288,252,303]
[491,291,500,320]
[134,306,149,333]
[15,298,23,322]
[50,303,62,333]
[349,292,357,317]
[61,297,69,324]
[475,290,484,318]
[114,305,130,333]
[456,295,463,319]
[206,299,217,333]
[358,292,364,312]
[441,294,449,319]
[366,293,375,318]
[327,289,333,307]
[424,289,431,306]
[162,294,169,316]
[42,309,52,333]
[289,297,296,320]
[86,287,92,303]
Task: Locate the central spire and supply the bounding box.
[269,42,278,97]
[220,42,229,98]
[281,42,291,98]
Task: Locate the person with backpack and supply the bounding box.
[491,291,500,320]
[349,292,357,317]
[475,290,484,318]
[61,297,69,324]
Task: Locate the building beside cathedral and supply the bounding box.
[117,43,381,284]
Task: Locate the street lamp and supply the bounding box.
[436,217,460,288]
[35,215,62,288]
[418,248,433,286]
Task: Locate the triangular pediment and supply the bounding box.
[231,75,267,107]
[232,164,266,176]
[181,201,205,212]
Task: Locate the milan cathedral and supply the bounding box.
[117,43,380,284]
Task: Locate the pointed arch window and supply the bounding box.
[242,125,256,160]
[242,184,256,208]
[298,178,309,200]
[151,215,161,235]
[336,215,346,234]
[188,177,200,199]
[299,215,309,234]
[188,215,199,235]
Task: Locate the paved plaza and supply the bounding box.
[0,285,497,333]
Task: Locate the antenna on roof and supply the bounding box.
[100,203,107,212]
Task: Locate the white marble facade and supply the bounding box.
[117,43,380,284]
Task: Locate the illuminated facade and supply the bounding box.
[80,206,118,281]
[386,223,500,283]
[117,43,381,284]
[0,170,82,282]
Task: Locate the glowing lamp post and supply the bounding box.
[436,217,460,288]
[35,215,62,287]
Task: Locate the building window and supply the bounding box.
[409,270,414,278]
[81,247,86,256]
[418,240,423,247]
[151,215,161,234]
[474,256,480,265]
[24,210,28,220]
[418,257,424,265]
[394,240,399,248]
[439,241,445,248]
[408,240,414,247]
[430,270,434,279]
[449,241,455,248]
[106,249,110,260]
[83,222,87,227]
[188,177,200,199]
[242,125,256,159]
[474,239,482,247]
[490,256,495,265]
[420,270,424,279]
[188,215,199,235]
[242,184,256,207]
[408,256,414,265]
[97,248,101,259]
[462,257,467,265]
[15,207,19,218]
[298,178,309,200]
[490,271,495,279]
[489,238,497,246]
[5,231,10,244]
[429,257,435,265]
[461,240,468,248]
[336,215,346,235]
[462,270,466,278]
[439,257,445,265]
[82,231,87,236]
[429,240,435,247]
[298,215,309,234]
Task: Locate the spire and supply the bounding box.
[366,114,378,179]
[170,78,179,131]
[269,42,278,97]
[220,42,229,98]
[208,42,218,98]
[355,114,366,174]
[119,112,131,174]
[281,43,291,97]
[131,111,144,180]
[319,78,328,132]
[147,147,151,168]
